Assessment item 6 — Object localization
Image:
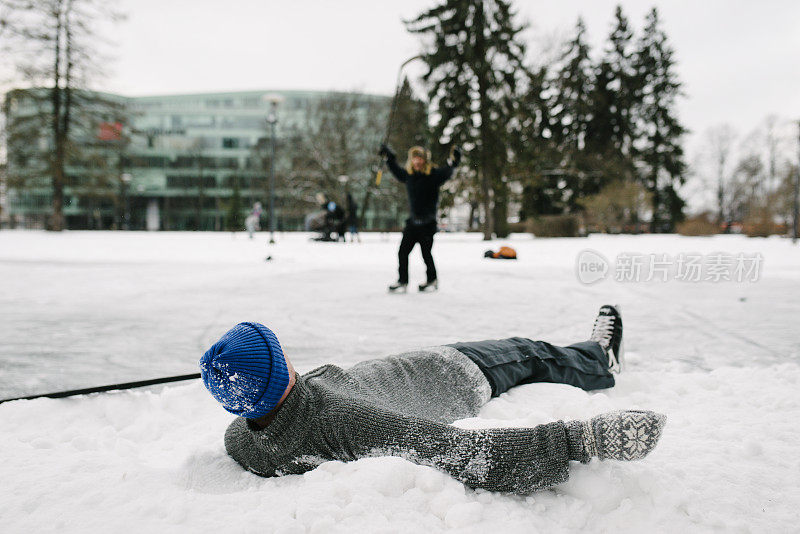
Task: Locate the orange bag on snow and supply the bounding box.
[484,246,517,259]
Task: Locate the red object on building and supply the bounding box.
[98,122,123,141]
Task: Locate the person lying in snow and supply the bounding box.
[199,305,666,495]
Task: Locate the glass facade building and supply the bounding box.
[3,89,391,230]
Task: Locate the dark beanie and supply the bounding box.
[199,322,290,419]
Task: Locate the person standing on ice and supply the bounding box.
[244,202,262,239]
[345,192,360,243]
[200,305,666,495]
[378,143,460,292]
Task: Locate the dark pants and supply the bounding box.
[447,337,614,396]
[398,221,437,284]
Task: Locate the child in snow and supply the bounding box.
[199,305,666,495]
[378,144,461,293]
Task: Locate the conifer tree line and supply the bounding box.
[406,1,687,237]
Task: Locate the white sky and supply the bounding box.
[2,0,799,173]
[105,0,800,147]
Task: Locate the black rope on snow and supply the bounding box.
[0,373,201,404]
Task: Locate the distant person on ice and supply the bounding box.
[200,305,666,495]
[378,143,461,292]
[244,202,262,239]
[345,192,360,243]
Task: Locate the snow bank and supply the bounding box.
[1,231,798,532]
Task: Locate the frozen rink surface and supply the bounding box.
[1,230,799,532]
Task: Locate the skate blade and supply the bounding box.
[614,303,624,371]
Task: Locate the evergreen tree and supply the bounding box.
[552,18,593,156]
[543,18,607,213]
[634,7,687,232]
[508,63,557,217]
[587,5,639,174]
[406,0,527,239]
[387,78,429,151]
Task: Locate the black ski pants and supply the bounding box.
[447,337,614,396]
[398,221,437,284]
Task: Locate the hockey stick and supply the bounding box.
[375,54,423,186]
[0,373,201,404]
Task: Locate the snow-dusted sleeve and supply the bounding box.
[223,375,582,494]
[322,398,574,495]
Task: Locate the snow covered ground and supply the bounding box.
[1,230,798,533]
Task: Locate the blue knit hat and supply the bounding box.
[199,322,290,419]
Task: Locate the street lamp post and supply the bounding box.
[263,94,283,244]
[121,173,132,230]
[114,124,132,231]
[793,121,799,244]
[267,109,277,244]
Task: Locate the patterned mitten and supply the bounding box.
[581,410,666,461]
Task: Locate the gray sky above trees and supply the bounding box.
[103,0,799,144]
[3,0,798,182]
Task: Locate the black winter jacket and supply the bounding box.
[386,154,454,225]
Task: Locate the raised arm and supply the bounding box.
[433,146,461,186]
[379,144,409,183]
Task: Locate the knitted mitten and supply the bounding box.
[567,410,666,462]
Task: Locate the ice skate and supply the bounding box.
[589,304,624,373]
[388,281,408,293]
[418,279,438,292]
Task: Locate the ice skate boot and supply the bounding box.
[388,281,408,293]
[418,279,438,292]
[589,304,624,373]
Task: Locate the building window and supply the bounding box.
[184,115,216,128]
[167,175,217,188]
[221,116,264,130]
[222,138,239,149]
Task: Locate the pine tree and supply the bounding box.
[634,7,687,232]
[546,18,606,213]
[509,65,564,218]
[406,0,527,239]
[387,78,429,151]
[587,6,639,172]
[513,19,605,220]
[552,18,593,155]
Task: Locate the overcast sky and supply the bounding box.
[3,0,798,165]
[105,0,799,148]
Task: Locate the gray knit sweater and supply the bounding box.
[224,346,586,494]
